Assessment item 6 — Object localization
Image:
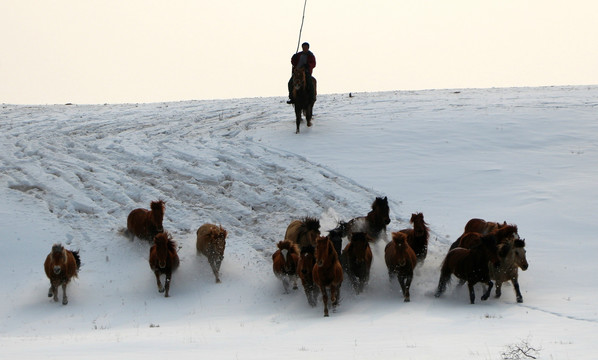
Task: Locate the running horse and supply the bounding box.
[291,66,317,134]
[384,232,417,302]
[313,236,343,317]
[341,232,373,294]
[340,196,391,242]
[126,200,165,241]
[44,243,81,305]
[149,232,179,297]
[435,233,500,304]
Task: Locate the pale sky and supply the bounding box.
[2,0,597,104]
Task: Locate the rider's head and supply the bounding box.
[301,42,310,51]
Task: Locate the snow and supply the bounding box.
[1,85,597,359]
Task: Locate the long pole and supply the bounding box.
[295,0,308,53]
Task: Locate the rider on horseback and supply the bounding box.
[287,42,316,104]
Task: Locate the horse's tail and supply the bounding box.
[435,254,452,298]
[70,250,82,270]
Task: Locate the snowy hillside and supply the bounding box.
[1,86,597,359]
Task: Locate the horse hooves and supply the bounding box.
[404,298,410,303]
[307,121,312,127]
[159,288,165,293]
[216,279,222,284]
[517,297,523,303]
[62,299,68,305]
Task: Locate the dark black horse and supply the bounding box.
[291,66,316,134]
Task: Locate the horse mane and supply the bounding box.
[150,200,165,214]
[155,232,177,252]
[52,243,64,254]
[491,224,518,242]
[302,217,320,232]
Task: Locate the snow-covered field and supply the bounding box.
[1,86,597,359]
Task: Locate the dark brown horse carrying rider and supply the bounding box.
[287,42,316,104]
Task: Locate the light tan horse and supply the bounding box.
[196,224,228,283]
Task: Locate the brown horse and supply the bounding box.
[284,217,320,248]
[297,245,319,307]
[490,239,529,303]
[342,196,391,241]
[126,200,165,240]
[291,66,317,134]
[272,240,300,294]
[313,236,343,317]
[149,232,179,297]
[341,232,373,294]
[44,243,81,305]
[435,234,500,304]
[398,212,429,263]
[196,223,227,283]
[384,232,417,302]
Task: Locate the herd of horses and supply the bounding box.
[44,198,528,317]
[272,197,529,316]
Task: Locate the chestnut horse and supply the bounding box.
[398,212,429,264]
[341,232,373,294]
[44,243,81,305]
[435,234,500,304]
[196,223,227,283]
[284,217,320,248]
[292,66,317,134]
[297,245,319,307]
[149,232,179,297]
[126,200,165,240]
[384,232,417,302]
[342,196,391,241]
[490,238,529,303]
[313,236,343,317]
[272,240,300,294]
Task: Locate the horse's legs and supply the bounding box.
[399,274,413,302]
[495,281,503,298]
[481,281,493,301]
[164,273,171,297]
[282,275,291,294]
[295,106,302,134]
[434,271,451,298]
[512,277,523,303]
[209,256,222,283]
[61,282,68,305]
[304,285,317,307]
[331,284,340,307]
[306,103,313,127]
[48,284,56,299]
[321,286,329,317]
[467,282,476,304]
[154,270,164,293]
